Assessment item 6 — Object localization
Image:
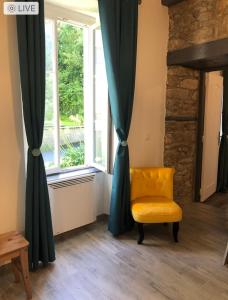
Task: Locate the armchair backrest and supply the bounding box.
[130,167,175,201]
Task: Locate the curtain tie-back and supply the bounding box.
[31,148,41,157]
[120,140,128,147]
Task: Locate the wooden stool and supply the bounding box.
[0,232,32,299]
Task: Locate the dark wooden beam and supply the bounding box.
[161,0,184,7]
[167,38,228,71]
[165,116,198,122]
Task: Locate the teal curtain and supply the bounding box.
[217,69,228,192]
[16,0,55,270]
[98,0,138,235]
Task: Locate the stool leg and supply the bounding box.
[12,258,20,283]
[19,248,32,300]
[137,223,144,244]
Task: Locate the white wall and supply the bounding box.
[0,0,169,231]
[94,172,106,216]
[129,0,169,167]
[0,14,25,234]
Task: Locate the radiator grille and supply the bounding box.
[48,175,95,189]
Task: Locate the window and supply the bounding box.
[43,5,109,174]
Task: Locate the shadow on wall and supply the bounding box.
[7,16,26,232]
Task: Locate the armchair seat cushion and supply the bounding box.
[131,196,182,224]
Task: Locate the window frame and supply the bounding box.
[44,3,111,176]
[43,17,59,175]
[91,25,111,173]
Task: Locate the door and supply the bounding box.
[201,71,223,202]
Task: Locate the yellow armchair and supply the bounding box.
[130,167,182,244]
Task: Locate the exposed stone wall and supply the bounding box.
[165,121,197,202]
[164,0,228,202]
[164,67,199,202]
[168,0,228,51]
[166,67,199,118]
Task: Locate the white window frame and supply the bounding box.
[91,25,111,173]
[44,3,110,175]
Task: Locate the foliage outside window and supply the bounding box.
[43,20,85,170]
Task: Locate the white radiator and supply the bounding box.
[48,174,96,236]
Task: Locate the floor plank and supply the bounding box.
[0,202,227,300]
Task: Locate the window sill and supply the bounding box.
[47,167,101,184]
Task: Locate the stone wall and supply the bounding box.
[164,0,228,202]
[168,0,228,51]
[164,67,199,202]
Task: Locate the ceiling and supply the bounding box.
[46,0,98,18]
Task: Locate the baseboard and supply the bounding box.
[96,213,109,222]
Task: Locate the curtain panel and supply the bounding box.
[217,69,228,192]
[98,0,138,235]
[16,0,55,270]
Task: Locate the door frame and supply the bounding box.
[167,38,228,202]
[194,71,206,202]
[194,71,224,202]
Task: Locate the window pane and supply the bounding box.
[93,29,108,168]
[42,19,58,169]
[57,21,85,168]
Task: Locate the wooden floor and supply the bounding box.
[205,192,228,229]
[0,202,228,300]
[205,192,228,210]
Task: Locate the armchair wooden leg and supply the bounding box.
[137,223,144,244]
[173,222,179,243]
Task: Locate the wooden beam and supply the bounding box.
[167,38,228,71]
[161,0,184,6]
[165,116,198,122]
